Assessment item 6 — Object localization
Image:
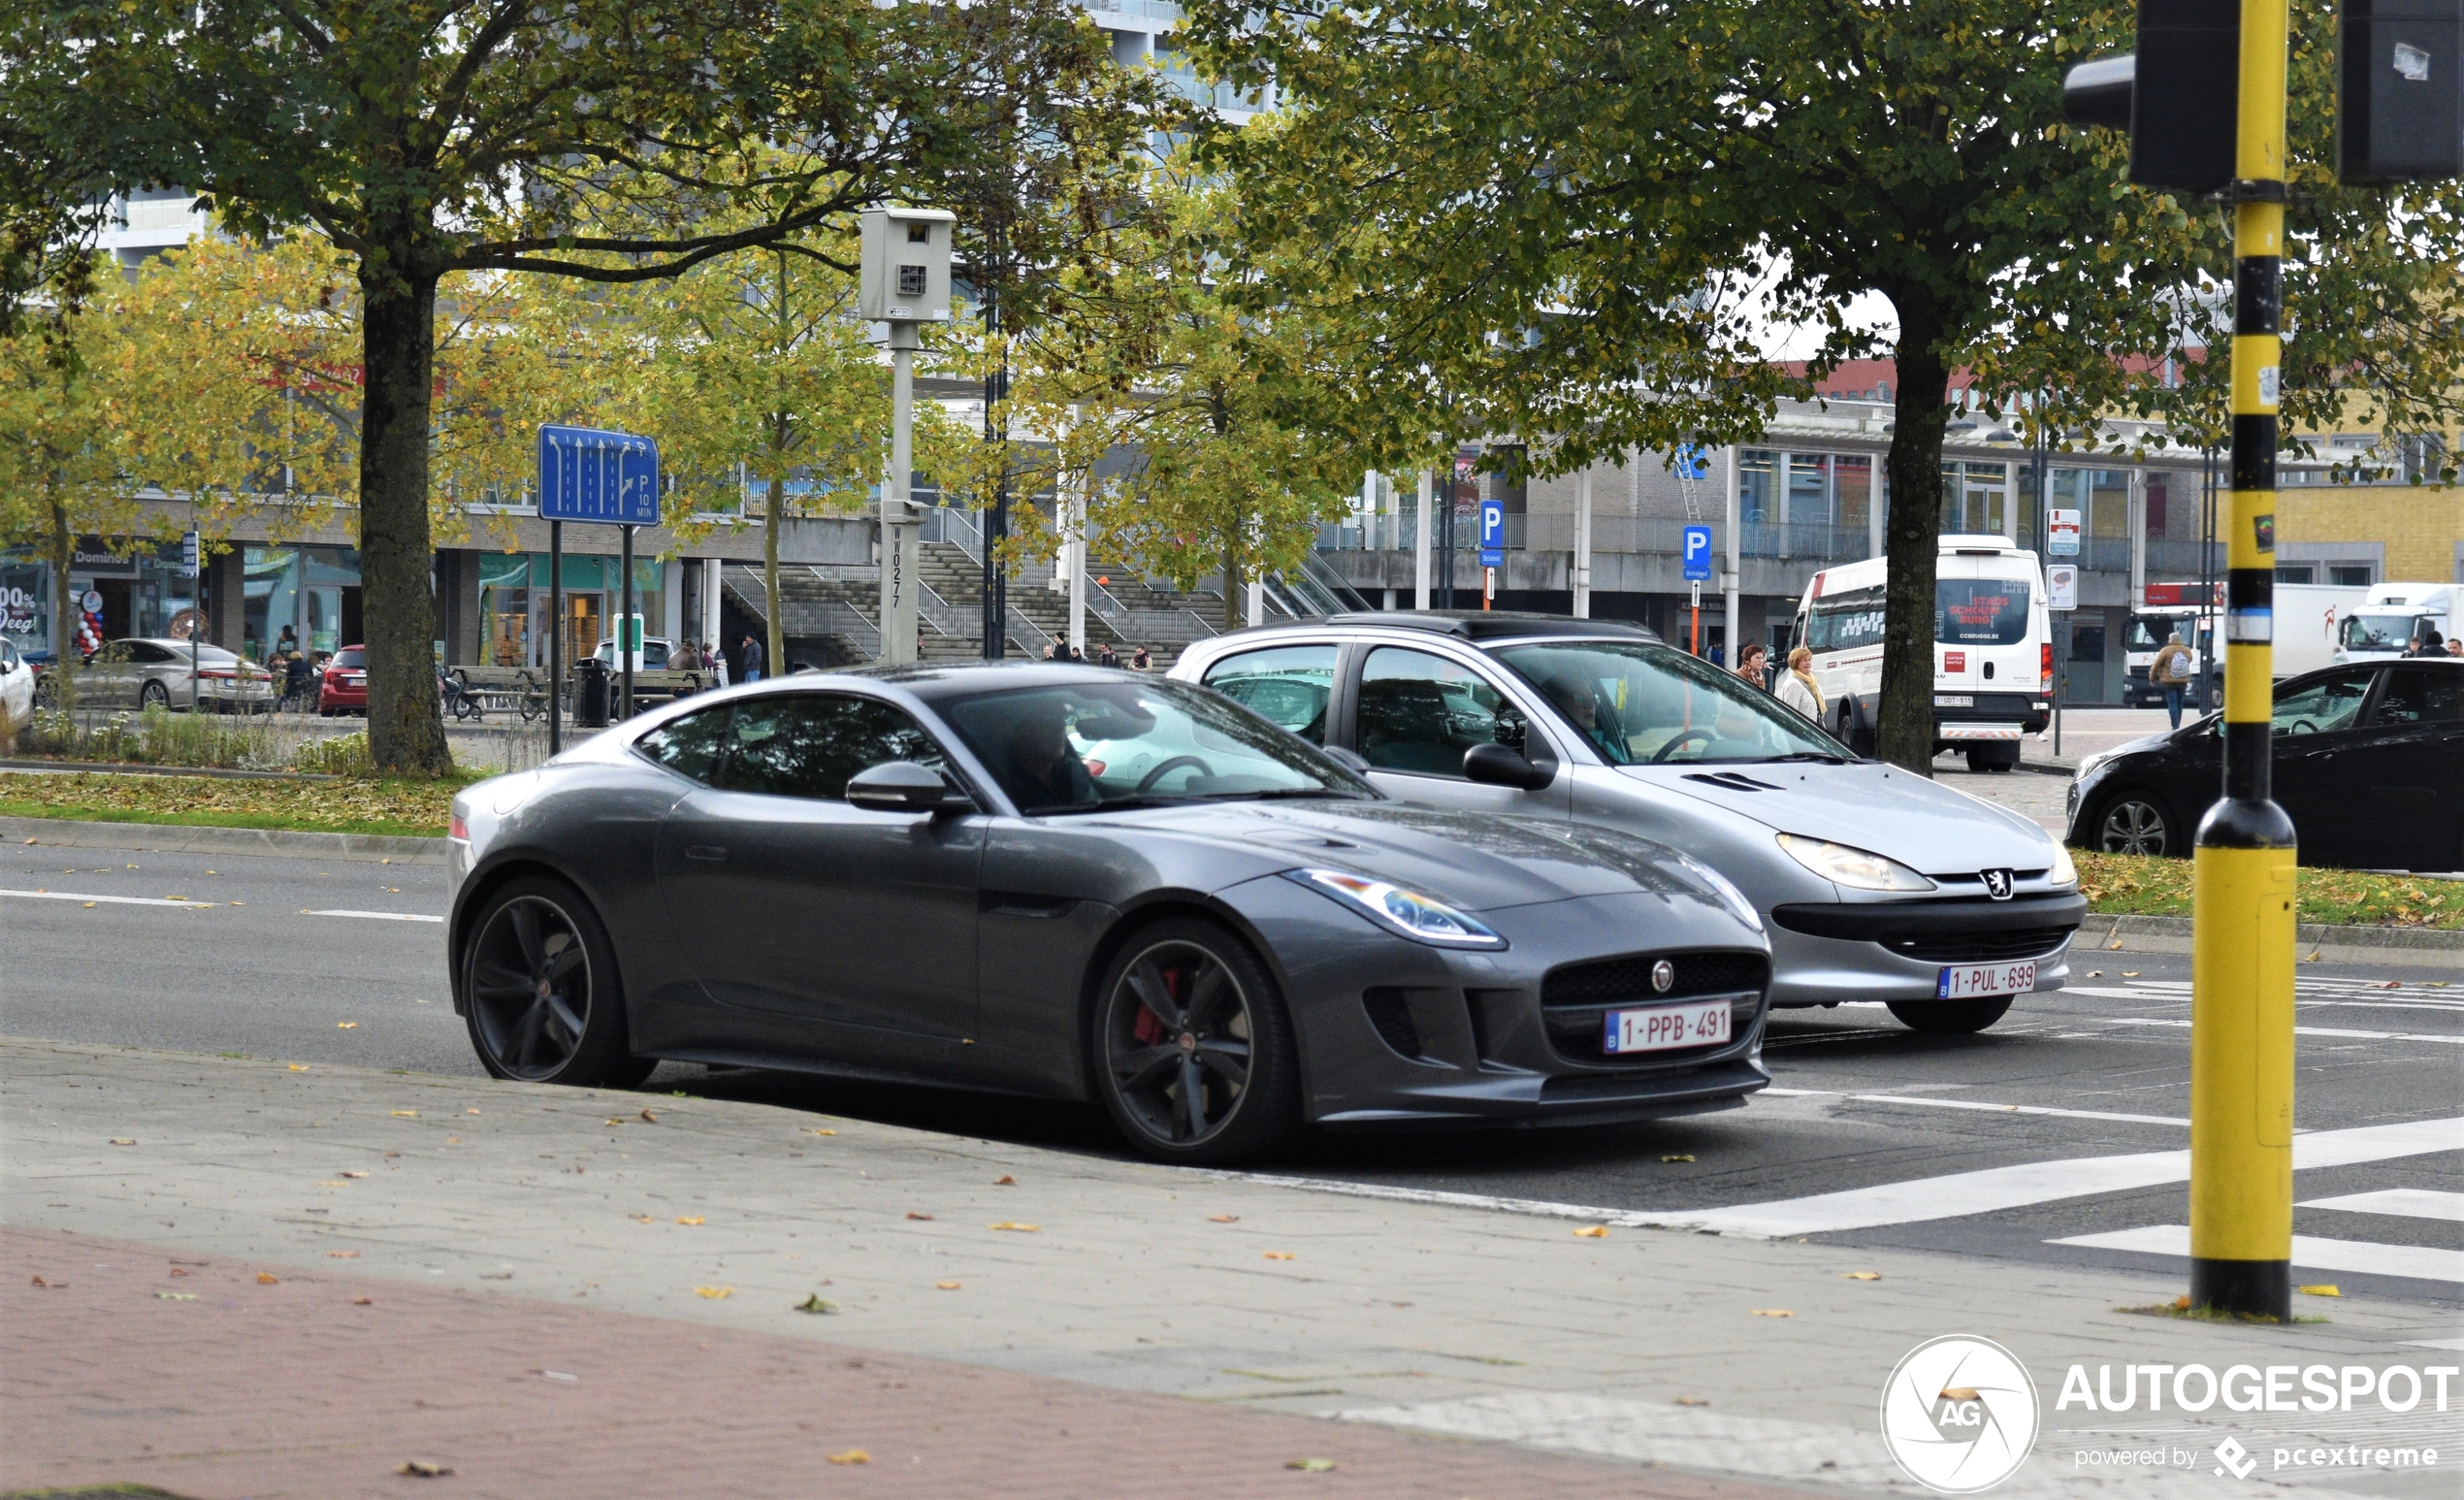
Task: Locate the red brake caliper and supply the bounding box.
[1132,965,1178,1046]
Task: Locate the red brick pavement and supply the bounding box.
[3,1226,1814,1500]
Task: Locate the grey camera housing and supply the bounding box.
[859,209,956,323]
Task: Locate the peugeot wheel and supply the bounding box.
[461,875,654,1088]
[1091,919,1299,1164]
[2093,793,2173,857]
[1887,996,2014,1033]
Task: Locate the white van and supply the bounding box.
[2125,580,2370,697]
[1795,535,2053,772]
[2334,583,2456,664]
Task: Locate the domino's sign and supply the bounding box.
[537,425,661,526]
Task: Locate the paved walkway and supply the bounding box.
[3,1039,2450,1500]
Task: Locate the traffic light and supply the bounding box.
[2062,0,2464,187]
[2340,0,2464,183]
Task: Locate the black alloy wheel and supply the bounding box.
[1091,919,1298,1164]
[1886,995,2015,1033]
[2093,792,2174,858]
[462,875,653,1088]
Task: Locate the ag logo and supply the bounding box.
[1879,1335,2039,1493]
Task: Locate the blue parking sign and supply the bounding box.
[1478,498,1506,568]
[537,425,661,526]
[1682,524,1714,581]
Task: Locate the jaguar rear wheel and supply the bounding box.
[1091,919,1298,1164]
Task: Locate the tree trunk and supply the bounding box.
[48,492,75,713]
[1221,533,1241,632]
[357,269,453,775]
[763,474,785,672]
[1877,306,1952,775]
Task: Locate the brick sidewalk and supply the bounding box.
[3,1226,1808,1500]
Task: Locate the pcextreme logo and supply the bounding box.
[1880,1335,2042,1493]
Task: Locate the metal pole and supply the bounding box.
[2188,0,2295,1322]
[1723,445,1741,666]
[548,520,563,755]
[1573,470,1594,619]
[1413,468,1433,609]
[620,523,634,720]
[983,279,1008,661]
[883,325,921,667]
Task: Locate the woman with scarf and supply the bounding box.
[1775,645,1824,723]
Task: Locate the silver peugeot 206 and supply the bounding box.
[1173,613,2084,1032]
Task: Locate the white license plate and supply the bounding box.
[1603,998,1732,1054]
[1936,962,2037,998]
[1934,694,1974,707]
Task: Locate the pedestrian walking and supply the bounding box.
[1131,645,1151,671]
[2407,627,2446,658]
[2151,630,2195,728]
[1042,642,1057,661]
[738,633,765,683]
[1734,642,1769,691]
[2448,638,2462,659]
[1097,642,1118,668]
[276,625,299,658]
[1776,645,1824,721]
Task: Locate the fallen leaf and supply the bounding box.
[317,1181,349,1188]
[602,1118,627,1126]
[2085,970,2101,978]
[992,1175,1016,1186]
[466,1108,480,1114]
[906,1212,934,1221]
[1749,1308,1793,1318]
[806,1127,836,1136]
[28,1276,59,1288]
[1263,1252,1296,1261]
[1572,1225,1608,1238]
[155,1291,197,1300]
[81,901,93,908]
[338,1022,358,1028]
[639,1108,658,1124]
[2372,980,2403,990]
[988,1222,1041,1233]
[390,1109,415,1118]
[694,1286,732,1299]
[1939,1386,1982,1402]
[169,1267,187,1277]
[827,1450,870,1465]
[256,1272,279,1285]
[1843,1271,1883,1281]
[633,1215,655,1223]
[935,1281,962,1290]
[328,1251,361,1258]
[2172,1295,2192,1311]
[445,1137,461,1145]
[1210,1214,1239,1223]
[354,1296,373,1305]
[2298,1284,2341,1297]
[794,1293,840,1314]
[339,1170,368,1179]
[1660,1154,1695,1163]
[675,1217,703,1225]
[398,1460,454,1478]
[1673,1396,1709,1406]
[2108,938,2123,949]
[1285,1458,1338,1472]
[108,1138,135,1147]
[288,1063,309,1072]
[2305,948,2322,962]
[2121,971,2141,978]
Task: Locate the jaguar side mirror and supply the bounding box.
[846,762,971,814]
[1463,741,1555,791]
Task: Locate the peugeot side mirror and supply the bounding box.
[1463,741,1555,791]
[846,761,970,814]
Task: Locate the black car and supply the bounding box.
[2067,660,2464,870]
[446,663,1774,1162]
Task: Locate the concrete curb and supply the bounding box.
[0,815,445,865]
[0,756,336,782]
[2084,911,2464,969]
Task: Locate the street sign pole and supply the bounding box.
[883,323,921,667]
[620,522,635,720]
[859,207,953,668]
[1682,524,1714,657]
[2189,0,2296,1322]
[548,522,563,756]
[182,528,201,714]
[537,423,660,746]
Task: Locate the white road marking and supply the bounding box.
[2297,1188,2464,1222]
[2107,1017,2464,1045]
[308,909,444,924]
[1631,1117,2462,1239]
[2405,1337,2464,1352]
[1760,1088,2188,1127]
[2051,1225,2464,1286]
[0,888,213,908]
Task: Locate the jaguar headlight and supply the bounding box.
[1678,854,1764,933]
[1775,832,1938,893]
[1286,868,1505,949]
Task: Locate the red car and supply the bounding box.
[318,645,368,716]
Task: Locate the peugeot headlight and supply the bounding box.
[1775,832,1938,893]
[1678,854,1764,932]
[2046,840,2078,890]
[1286,868,1505,949]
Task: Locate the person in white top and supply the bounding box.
[1775,644,1824,723]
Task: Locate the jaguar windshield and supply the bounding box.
[940,678,1373,814]
[1495,640,1851,766]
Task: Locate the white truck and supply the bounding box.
[2125,580,2369,702]
[2332,582,2456,664]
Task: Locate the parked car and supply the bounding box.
[1174,613,2085,1033]
[44,636,275,713]
[318,645,368,716]
[2067,659,2464,871]
[446,663,1775,1162]
[591,636,675,669]
[0,636,33,743]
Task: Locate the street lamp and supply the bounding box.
[860,208,956,668]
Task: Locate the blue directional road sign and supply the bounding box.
[1478,498,1507,568]
[537,425,661,526]
[1682,524,1714,581]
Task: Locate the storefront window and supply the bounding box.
[476,552,663,668]
[1737,450,1777,525]
[1,554,50,657]
[1835,456,1873,535]
[1939,463,2008,536]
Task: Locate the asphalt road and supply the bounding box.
[4,838,2456,1309]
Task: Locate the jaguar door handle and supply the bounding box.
[685,845,729,862]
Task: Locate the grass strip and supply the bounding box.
[2077,851,2464,930]
[2,769,462,839]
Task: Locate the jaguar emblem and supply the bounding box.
[1650,959,1675,993]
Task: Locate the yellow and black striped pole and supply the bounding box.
[2188,0,2297,1321]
